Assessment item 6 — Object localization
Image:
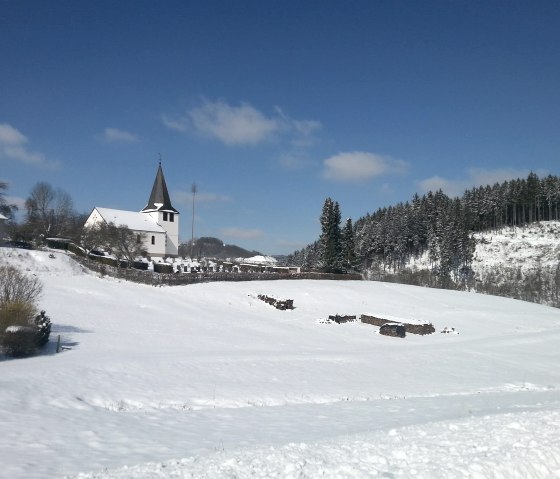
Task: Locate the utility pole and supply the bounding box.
[190,182,197,259]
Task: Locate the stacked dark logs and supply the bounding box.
[328,314,357,324]
[257,295,294,310]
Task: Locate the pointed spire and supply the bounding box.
[141,162,179,213]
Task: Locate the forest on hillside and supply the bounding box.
[286,173,560,307]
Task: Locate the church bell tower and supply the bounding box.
[141,162,179,256]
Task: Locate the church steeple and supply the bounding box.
[141,162,178,213]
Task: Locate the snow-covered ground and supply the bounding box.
[1,248,560,478]
[407,220,560,275]
[473,221,560,272]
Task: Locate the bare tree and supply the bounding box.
[82,222,146,266]
[25,182,76,240]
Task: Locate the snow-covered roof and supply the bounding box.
[0,213,7,221]
[94,207,166,233]
[240,255,278,264]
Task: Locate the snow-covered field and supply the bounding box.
[1,248,560,478]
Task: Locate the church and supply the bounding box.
[84,163,180,257]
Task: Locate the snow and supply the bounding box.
[238,255,278,264]
[91,207,166,233]
[408,220,560,275]
[1,247,560,478]
[473,221,560,271]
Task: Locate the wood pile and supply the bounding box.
[379,323,406,338]
[257,295,294,310]
[360,314,435,336]
[328,314,357,324]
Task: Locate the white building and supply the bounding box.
[84,163,180,257]
[0,213,7,242]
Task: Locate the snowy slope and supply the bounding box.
[1,248,560,478]
[473,221,560,272]
[407,220,560,274]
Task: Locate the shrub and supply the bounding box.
[33,310,51,347]
[0,305,52,357]
[153,263,173,274]
[2,326,37,357]
[0,300,37,331]
[0,265,43,306]
[0,266,50,357]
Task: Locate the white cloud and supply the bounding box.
[163,100,321,147]
[418,167,536,197]
[0,123,59,169]
[161,115,189,132]
[0,124,27,145]
[190,100,280,146]
[220,227,266,239]
[322,151,407,182]
[100,128,139,143]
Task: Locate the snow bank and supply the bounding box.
[67,410,560,478]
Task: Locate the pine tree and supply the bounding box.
[341,218,356,272]
[319,198,342,273]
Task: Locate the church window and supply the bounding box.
[163,212,168,221]
[151,236,155,245]
[169,213,174,222]
[136,235,141,244]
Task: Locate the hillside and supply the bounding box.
[473,221,560,272]
[1,248,560,477]
[406,221,560,273]
[404,221,560,306]
[178,236,261,259]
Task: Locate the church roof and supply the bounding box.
[141,163,179,213]
[93,207,166,233]
[0,213,7,221]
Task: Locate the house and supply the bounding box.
[84,163,180,257]
[0,213,7,242]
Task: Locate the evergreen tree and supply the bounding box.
[319,198,342,273]
[341,217,356,272]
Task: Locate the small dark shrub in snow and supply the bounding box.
[1,307,52,357]
[153,263,173,274]
[33,310,51,347]
[133,261,149,271]
[2,325,37,357]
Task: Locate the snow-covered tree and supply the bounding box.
[318,198,343,273]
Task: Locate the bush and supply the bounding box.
[33,310,51,347]
[2,326,37,357]
[0,265,43,306]
[0,298,36,327]
[153,263,173,274]
[0,306,52,357]
[0,266,50,357]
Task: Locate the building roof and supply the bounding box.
[94,207,166,233]
[141,163,179,213]
[0,213,7,221]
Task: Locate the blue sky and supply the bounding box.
[1,1,559,254]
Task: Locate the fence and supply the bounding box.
[75,257,363,286]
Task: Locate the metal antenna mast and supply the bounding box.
[190,182,197,259]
